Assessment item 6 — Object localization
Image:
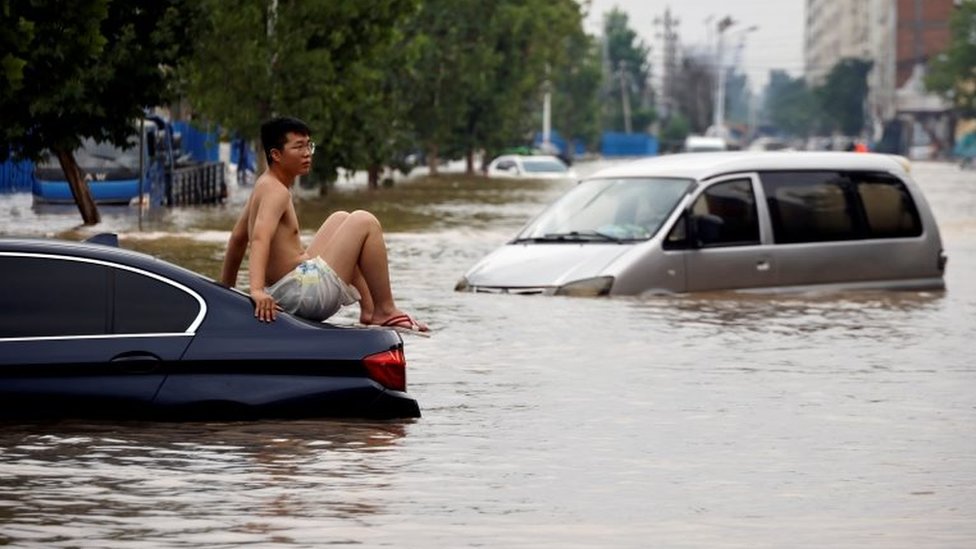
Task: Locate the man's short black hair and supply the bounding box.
[260,116,311,165]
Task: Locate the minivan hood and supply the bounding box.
[464,242,631,288]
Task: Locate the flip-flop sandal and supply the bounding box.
[379,314,431,337]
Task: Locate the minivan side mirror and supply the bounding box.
[691,213,724,248]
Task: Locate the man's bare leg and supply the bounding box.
[306,210,426,329]
[307,211,375,324]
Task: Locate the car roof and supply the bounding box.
[588,151,910,181]
[0,237,211,285]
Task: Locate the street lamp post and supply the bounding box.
[712,16,735,136]
[711,17,757,140]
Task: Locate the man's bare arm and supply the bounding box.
[248,187,291,322]
[220,208,249,288]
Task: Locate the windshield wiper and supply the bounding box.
[513,230,624,243]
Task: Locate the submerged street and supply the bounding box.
[0,159,974,547]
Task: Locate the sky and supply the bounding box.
[581,0,806,91]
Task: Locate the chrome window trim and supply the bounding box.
[0,333,194,343]
[0,251,207,337]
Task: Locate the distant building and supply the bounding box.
[804,0,955,157]
[804,0,871,86]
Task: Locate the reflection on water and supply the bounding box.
[1,161,975,547]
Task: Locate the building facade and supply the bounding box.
[805,0,956,155]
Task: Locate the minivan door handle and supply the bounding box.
[756,260,771,272]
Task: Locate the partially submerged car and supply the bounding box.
[0,235,420,420]
[456,152,946,296]
[486,154,576,180]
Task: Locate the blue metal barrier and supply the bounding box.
[600,132,658,157]
[171,121,220,162]
[0,158,35,193]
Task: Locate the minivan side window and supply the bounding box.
[761,171,859,243]
[689,179,760,247]
[0,256,109,338]
[761,171,922,243]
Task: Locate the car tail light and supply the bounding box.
[363,347,407,392]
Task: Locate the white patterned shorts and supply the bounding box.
[267,257,361,321]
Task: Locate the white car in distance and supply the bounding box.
[486,154,576,180]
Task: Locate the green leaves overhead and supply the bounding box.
[182,0,418,182]
[184,0,594,181]
[0,0,196,162]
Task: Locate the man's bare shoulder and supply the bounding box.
[251,173,291,203]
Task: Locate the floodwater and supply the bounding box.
[1,160,975,547]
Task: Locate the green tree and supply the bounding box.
[182,0,416,185]
[601,8,655,133]
[0,0,197,224]
[762,70,821,136]
[551,31,603,156]
[659,112,690,152]
[926,0,976,115]
[724,70,752,127]
[815,58,873,136]
[402,0,586,174]
[402,0,502,174]
[673,53,713,134]
[460,0,585,170]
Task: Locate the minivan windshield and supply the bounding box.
[514,177,693,242]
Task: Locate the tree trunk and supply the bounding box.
[367,164,380,189]
[465,148,475,175]
[427,143,439,176]
[54,146,100,225]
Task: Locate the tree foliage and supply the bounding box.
[0,0,199,223]
[601,8,655,132]
[181,0,418,184]
[673,53,714,134]
[763,70,821,136]
[926,0,976,115]
[816,58,872,135]
[551,31,603,153]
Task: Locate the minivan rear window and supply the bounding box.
[760,171,922,244]
[854,175,922,238]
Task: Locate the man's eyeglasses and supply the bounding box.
[288,141,316,155]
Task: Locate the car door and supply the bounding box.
[673,175,776,291]
[0,254,200,415]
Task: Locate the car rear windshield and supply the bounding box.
[515,177,693,242]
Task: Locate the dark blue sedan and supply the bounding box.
[0,235,421,420]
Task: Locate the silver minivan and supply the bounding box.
[455,152,947,296]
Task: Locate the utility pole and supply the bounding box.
[653,8,680,121]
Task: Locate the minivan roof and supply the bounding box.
[589,151,910,181]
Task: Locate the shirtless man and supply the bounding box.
[220,116,427,333]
